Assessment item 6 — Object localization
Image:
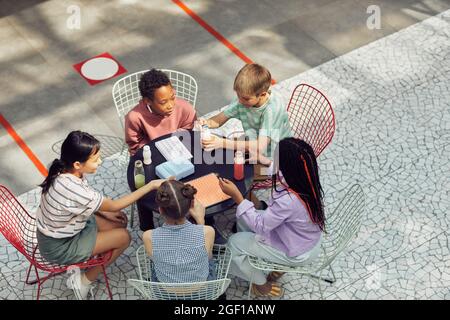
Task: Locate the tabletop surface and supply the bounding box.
[127,130,254,218]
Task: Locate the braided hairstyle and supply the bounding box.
[272,138,326,231]
[39,131,100,193]
[156,180,197,220]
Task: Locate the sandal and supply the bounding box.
[252,282,284,298]
[267,271,285,282]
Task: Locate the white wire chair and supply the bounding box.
[111,69,198,228]
[248,183,365,299]
[128,244,232,300]
[112,69,198,128]
[51,134,126,159]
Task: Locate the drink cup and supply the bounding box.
[233,151,244,181]
[134,174,145,189]
[134,160,145,189]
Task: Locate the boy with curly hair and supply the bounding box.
[125,69,197,155]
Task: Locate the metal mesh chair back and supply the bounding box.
[128,278,232,300]
[0,185,112,272]
[162,69,198,107]
[248,184,365,297]
[0,185,113,299]
[253,84,335,190]
[287,84,335,157]
[0,185,35,260]
[128,244,231,300]
[112,69,198,129]
[320,184,365,268]
[112,70,148,128]
[51,134,125,158]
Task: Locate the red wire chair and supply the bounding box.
[0,185,113,300]
[287,83,335,156]
[253,84,335,189]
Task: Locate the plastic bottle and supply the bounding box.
[233,151,244,181]
[193,120,202,131]
[143,145,152,165]
[134,160,145,189]
[201,124,211,141]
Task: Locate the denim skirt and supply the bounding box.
[37,215,97,265]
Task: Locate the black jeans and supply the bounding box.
[138,202,155,231]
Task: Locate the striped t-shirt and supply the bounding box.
[36,173,103,238]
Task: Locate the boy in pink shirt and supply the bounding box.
[125,69,197,155]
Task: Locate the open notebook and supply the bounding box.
[155,136,193,161]
[185,173,231,208]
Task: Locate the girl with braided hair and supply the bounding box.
[142,180,216,283]
[218,137,325,297]
[36,131,167,299]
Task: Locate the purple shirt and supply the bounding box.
[236,188,322,257]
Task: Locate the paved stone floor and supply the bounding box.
[1,9,449,300]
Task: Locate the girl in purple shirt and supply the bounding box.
[219,138,325,297]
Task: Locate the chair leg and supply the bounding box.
[314,276,324,300]
[26,264,63,285]
[329,265,337,283]
[309,274,335,284]
[308,264,337,284]
[36,281,42,300]
[102,265,113,300]
[26,263,55,300]
[25,262,113,300]
[310,269,324,299]
[27,264,43,300]
[25,263,35,284]
[248,272,254,299]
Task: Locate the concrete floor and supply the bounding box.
[1,0,450,301]
[2,9,449,297]
[1,0,450,194]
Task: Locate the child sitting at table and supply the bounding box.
[125,69,197,156]
[218,138,325,297]
[142,180,216,283]
[199,63,292,159]
[36,131,167,300]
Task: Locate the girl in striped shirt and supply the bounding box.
[142,180,215,283]
[36,131,167,299]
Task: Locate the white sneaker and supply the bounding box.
[66,267,95,300]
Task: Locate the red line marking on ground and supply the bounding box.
[172,0,253,64]
[0,113,48,177]
[172,0,277,84]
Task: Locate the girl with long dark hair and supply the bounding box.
[219,137,325,297]
[36,131,167,299]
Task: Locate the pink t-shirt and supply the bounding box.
[125,98,197,155]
